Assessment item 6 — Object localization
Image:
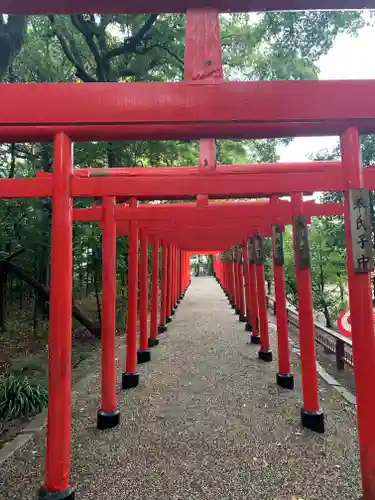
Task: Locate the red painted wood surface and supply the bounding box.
[150,240,159,341]
[100,197,117,414]
[75,200,342,225]
[73,161,338,178]
[70,169,344,200]
[0,164,359,200]
[160,245,168,328]
[236,261,246,318]
[1,0,372,14]
[45,133,73,492]
[341,128,375,499]
[271,197,291,377]
[139,230,149,352]
[291,193,320,414]
[185,8,223,83]
[125,200,139,375]
[185,8,222,205]
[242,244,252,326]
[3,81,375,141]
[256,262,270,353]
[167,245,173,318]
[249,260,259,339]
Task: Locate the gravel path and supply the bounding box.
[0,277,361,499]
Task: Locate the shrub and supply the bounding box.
[0,374,48,419]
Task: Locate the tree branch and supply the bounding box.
[152,43,184,70]
[126,14,158,47]
[70,14,106,81]
[48,15,96,82]
[5,260,101,337]
[102,14,158,63]
[129,43,184,72]
[5,247,26,261]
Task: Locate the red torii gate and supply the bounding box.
[0,2,375,500]
[82,194,343,426]
[68,191,343,450]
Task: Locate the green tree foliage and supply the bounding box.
[221,11,364,80]
[311,133,375,308]
[309,217,347,327]
[263,237,273,293]
[281,221,347,328]
[282,228,298,306]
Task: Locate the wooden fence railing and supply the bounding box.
[266,295,353,370]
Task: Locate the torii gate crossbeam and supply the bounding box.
[2,81,375,141]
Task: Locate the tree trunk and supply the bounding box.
[86,265,90,294]
[19,279,23,310]
[0,16,27,82]
[9,143,16,178]
[0,263,7,331]
[33,290,39,332]
[79,261,85,298]
[323,302,332,328]
[94,270,102,326]
[107,143,117,168]
[339,280,345,303]
[5,260,101,337]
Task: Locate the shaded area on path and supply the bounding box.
[0,277,360,499]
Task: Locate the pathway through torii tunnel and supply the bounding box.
[0,276,362,499]
[1,1,375,500]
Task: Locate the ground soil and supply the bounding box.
[0,296,101,448]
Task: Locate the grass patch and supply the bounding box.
[0,374,47,419]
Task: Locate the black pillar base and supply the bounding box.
[158,325,167,334]
[239,315,247,323]
[250,334,261,344]
[137,350,151,364]
[301,409,325,433]
[38,487,75,500]
[276,373,294,390]
[166,316,172,323]
[148,337,159,347]
[121,372,139,390]
[245,322,252,332]
[235,307,241,315]
[97,409,120,430]
[171,309,175,316]
[258,349,273,362]
[231,303,236,309]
